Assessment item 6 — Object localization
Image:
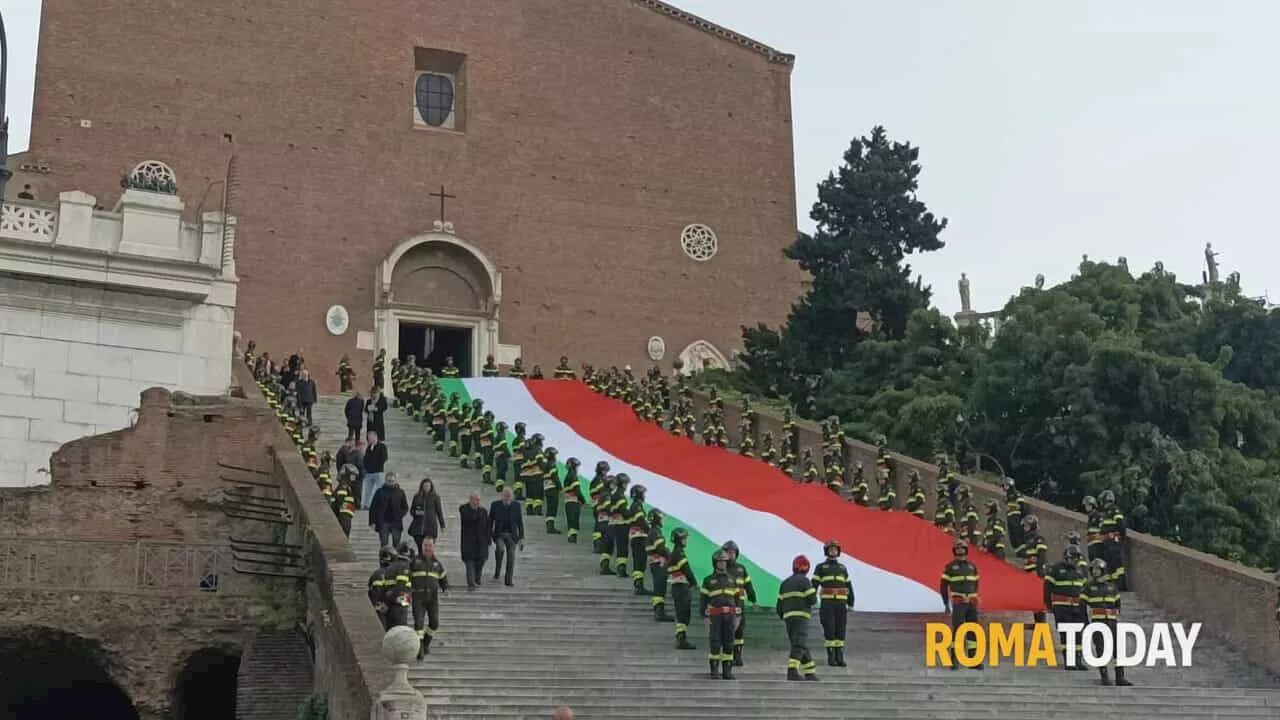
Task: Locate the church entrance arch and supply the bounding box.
[376,224,502,391]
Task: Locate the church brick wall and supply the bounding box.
[27,0,804,391]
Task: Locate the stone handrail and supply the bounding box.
[232,360,390,719]
[689,389,1280,675]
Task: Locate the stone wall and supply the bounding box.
[0,385,279,718]
[231,360,391,720]
[0,190,238,488]
[693,391,1280,676]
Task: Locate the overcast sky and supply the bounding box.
[3,0,1275,316]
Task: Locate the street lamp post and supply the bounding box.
[0,9,11,201]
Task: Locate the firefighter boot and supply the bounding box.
[733,646,744,667]
[1115,667,1133,686]
[567,533,577,544]
[633,577,647,595]
[787,667,803,681]
[676,632,696,650]
[460,456,470,469]
[835,648,847,667]
[708,660,720,679]
[417,637,430,660]
[653,604,671,622]
[1099,667,1114,686]
[482,469,493,485]
[721,661,735,680]
[599,558,613,575]
[826,648,837,666]
[616,561,628,579]
[546,518,560,534]
[805,671,820,681]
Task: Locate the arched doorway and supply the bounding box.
[172,646,241,720]
[376,226,502,386]
[0,627,138,720]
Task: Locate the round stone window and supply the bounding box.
[681,224,718,262]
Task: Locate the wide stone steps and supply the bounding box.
[313,396,1278,720]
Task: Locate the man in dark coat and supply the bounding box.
[489,488,525,587]
[369,472,409,549]
[459,493,491,590]
[366,388,389,440]
[343,390,365,440]
[295,369,318,425]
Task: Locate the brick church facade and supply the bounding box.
[16,0,803,390]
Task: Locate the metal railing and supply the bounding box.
[0,538,233,593]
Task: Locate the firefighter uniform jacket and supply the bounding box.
[983,519,1007,556]
[553,363,576,380]
[812,559,854,605]
[542,459,561,493]
[627,500,648,540]
[1099,507,1127,544]
[410,556,449,598]
[725,562,757,606]
[1016,532,1049,576]
[668,545,692,585]
[646,526,668,566]
[1080,578,1121,621]
[1086,509,1105,551]
[905,486,927,518]
[939,559,980,606]
[699,572,742,617]
[1043,560,1086,609]
[776,573,817,620]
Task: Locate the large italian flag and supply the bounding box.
[443,378,1042,612]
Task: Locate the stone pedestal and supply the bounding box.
[371,626,427,720]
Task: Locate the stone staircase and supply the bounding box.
[313,396,1279,720]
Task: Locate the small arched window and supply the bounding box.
[415,73,456,128]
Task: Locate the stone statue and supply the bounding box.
[958,273,972,313]
[1228,271,1241,292]
[1034,274,1045,290]
[1118,256,1128,272]
[1154,261,1165,276]
[1205,242,1220,284]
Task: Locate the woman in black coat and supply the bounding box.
[366,387,389,441]
[408,478,446,554]
[458,493,491,590]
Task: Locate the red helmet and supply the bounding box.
[792,555,811,574]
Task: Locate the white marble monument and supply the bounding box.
[0,161,239,487]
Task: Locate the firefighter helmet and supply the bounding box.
[514,422,526,434]
[953,539,968,555]
[1099,489,1115,505]
[985,500,999,514]
[721,540,740,556]
[713,550,730,566]
[1089,558,1107,575]
[823,539,841,557]
[1066,530,1082,545]
[1083,495,1097,510]
[630,484,647,499]
[1065,544,1084,561]
[616,473,631,485]
[1022,514,1040,531]
[545,446,558,457]
[792,555,811,574]
[567,457,581,467]
[672,527,689,544]
[647,508,663,524]
[596,461,610,473]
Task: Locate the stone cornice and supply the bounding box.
[632,0,796,67]
[0,236,222,302]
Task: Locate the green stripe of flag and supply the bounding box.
[436,378,781,605]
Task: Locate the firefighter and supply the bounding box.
[1065,531,1088,571]
[553,355,576,380]
[802,449,820,483]
[410,539,449,659]
[491,421,510,492]
[1016,514,1049,623]
[1098,489,1128,591]
[627,484,650,593]
[848,462,870,506]
[933,491,955,532]
[813,539,853,667]
[939,538,983,670]
[1081,558,1133,686]
[383,547,415,631]
[699,550,741,680]
[430,396,448,452]
[906,468,926,517]
[459,399,480,467]
[759,432,778,468]
[721,540,757,666]
[777,554,819,681]
[522,434,546,515]
[957,487,980,545]
[982,500,1006,558]
[542,447,562,534]
[609,474,632,577]
[481,354,500,377]
[367,546,397,627]
[509,423,528,500]
[1005,477,1028,549]
[562,457,584,543]
[1044,544,1088,670]
[590,463,612,554]
[668,528,696,650]
[645,508,672,621]
[478,411,497,484]
[445,393,463,457]
[1083,495,1103,562]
